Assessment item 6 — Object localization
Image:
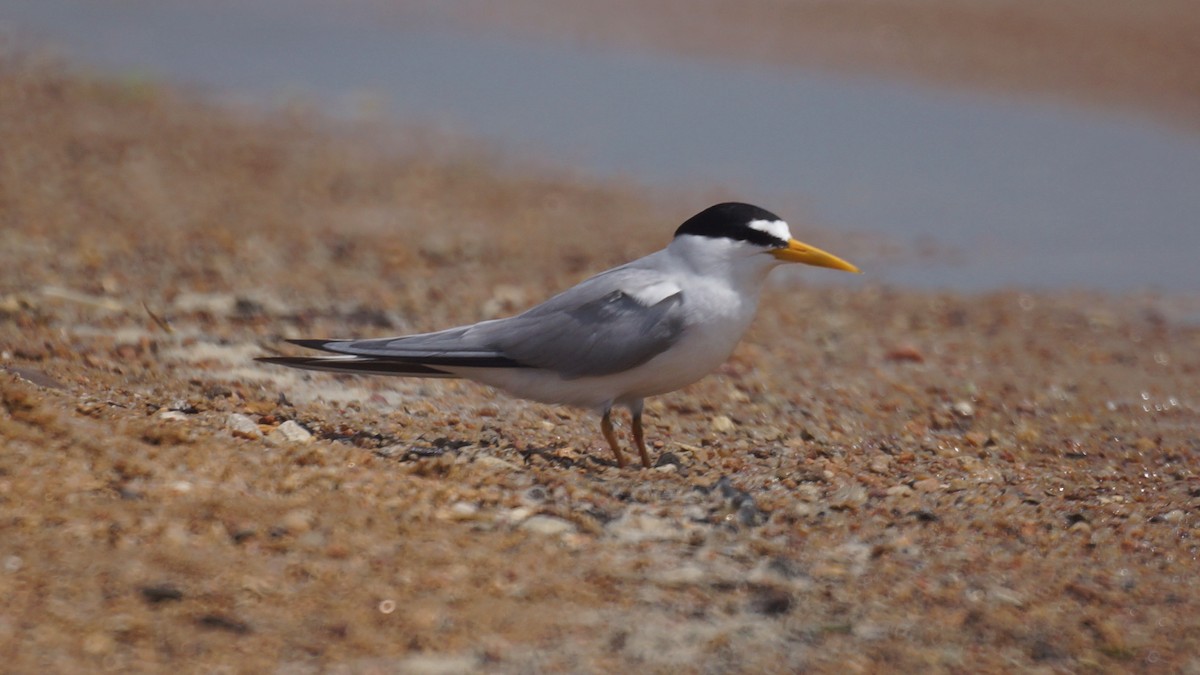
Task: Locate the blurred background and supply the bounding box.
[3,0,1198,292]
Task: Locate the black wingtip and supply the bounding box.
[256,355,455,377]
[285,338,347,352]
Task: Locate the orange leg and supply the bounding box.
[601,409,626,468]
[631,408,653,469]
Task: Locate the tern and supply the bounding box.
[259,202,859,468]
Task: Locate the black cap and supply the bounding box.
[673,203,787,247]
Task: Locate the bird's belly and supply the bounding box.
[610,324,741,400]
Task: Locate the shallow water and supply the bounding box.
[4,0,1199,292]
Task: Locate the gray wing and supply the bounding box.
[294,264,686,378]
[480,271,685,377]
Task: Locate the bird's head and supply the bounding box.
[671,202,860,276]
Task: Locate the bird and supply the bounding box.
[258,202,859,468]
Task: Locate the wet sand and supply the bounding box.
[2,50,1199,673]
[456,0,1200,132]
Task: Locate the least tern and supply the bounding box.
[259,202,858,468]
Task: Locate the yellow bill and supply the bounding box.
[771,238,860,273]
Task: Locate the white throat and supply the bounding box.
[666,234,780,295]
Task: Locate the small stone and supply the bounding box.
[1161,509,1185,523]
[1134,437,1158,452]
[226,413,261,439]
[885,345,925,363]
[653,563,706,587]
[964,431,989,447]
[952,401,975,417]
[970,466,1003,483]
[281,509,314,534]
[503,506,534,524]
[168,480,193,494]
[606,511,685,543]
[82,631,115,656]
[1015,423,1041,444]
[829,482,868,510]
[913,478,942,493]
[869,455,891,474]
[792,501,821,518]
[394,654,481,675]
[172,291,238,315]
[711,415,736,433]
[267,420,312,444]
[440,502,480,521]
[474,456,521,472]
[989,587,1024,606]
[157,410,189,422]
[749,587,793,616]
[810,563,849,580]
[676,443,712,463]
[794,484,822,502]
[519,515,577,536]
[140,584,184,604]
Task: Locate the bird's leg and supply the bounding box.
[601,407,626,468]
[630,400,652,469]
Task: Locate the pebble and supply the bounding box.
[157,410,190,422]
[474,456,521,472]
[913,478,942,493]
[281,509,314,534]
[1161,509,1185,523]
[171,291,237,315]
[794,484,822,502]
[652,563,707,587]
[503,507,535,524]
[989,587,1024,607]
[267,420,313,444]
[869,455,891,474]
[226,413,262,439]
[885,345,925,363]
[711,415,736,433]
[964,431,989,447]
[519,515,577,536]
[393,653,481,675]
[440,502,479,521]
[970,466,1004,483]
[829,482,869,510]
[792,501,822,518]
[82,631,115,656]
[606,511,686,543]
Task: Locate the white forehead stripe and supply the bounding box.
[747,218,792,243]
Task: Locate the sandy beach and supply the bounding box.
[1,7,1199,671]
